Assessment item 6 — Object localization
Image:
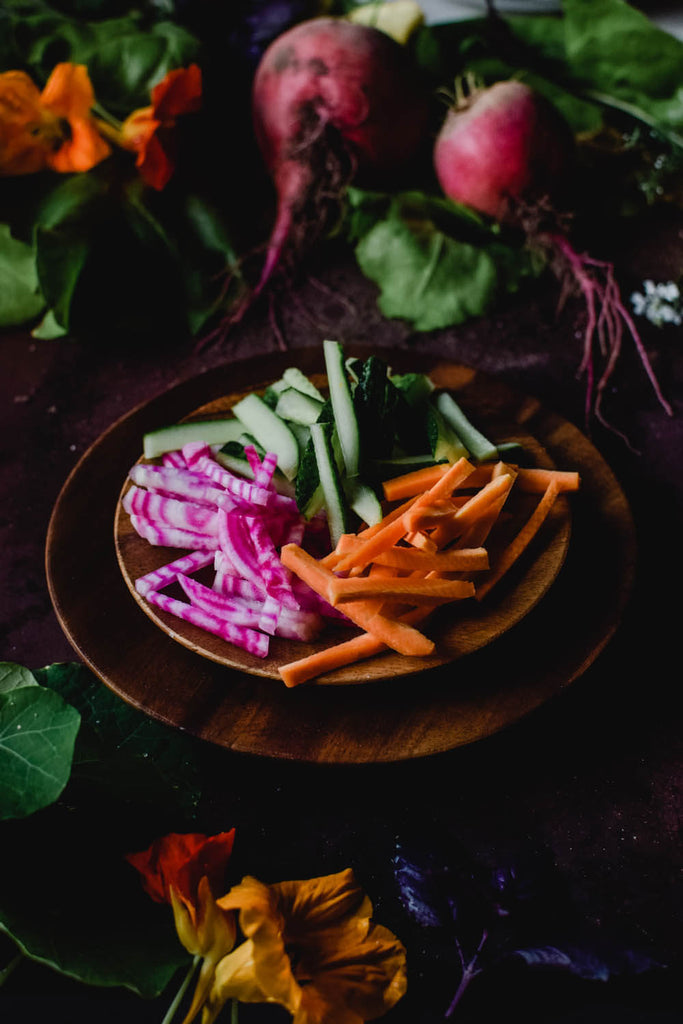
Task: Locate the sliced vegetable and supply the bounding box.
[143,419,244,460]
[434,391,499,463]
[282,367,325,402]
[231,392,300,480]
[275,388,325,425]
[323,338,360,477]
[310,420,351,548]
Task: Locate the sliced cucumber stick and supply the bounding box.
[231,392,299,480]
[143,418,244,459]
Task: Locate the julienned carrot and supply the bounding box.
[330,575,475,606]
[427,473,513,549]
[475,480,560,600]
[278,606,432,687]
[319,495,419,569]
[279,631,385,687]
[280,544,434,656]
[382,461,451,501]
[371,545,489,573]
[516,468,580,493]
[451,463,580,494]
[333,457,474,574]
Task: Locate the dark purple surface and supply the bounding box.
[1,214,682,1021]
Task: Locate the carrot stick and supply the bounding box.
[279,631,387,687]
[404,530,438,552]
[429,473,514,549]
[330,575,475,605]
[515,468,580,493]
[475,480,560,600]
[278,606,433,687]
[280,544,434,655]
[382,462,450,501]
[333,457,474,574]
[372,546,489,573]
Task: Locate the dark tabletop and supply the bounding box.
[1,205,682,1022]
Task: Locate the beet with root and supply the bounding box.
[244,16,431,310]
[434,78,672,437]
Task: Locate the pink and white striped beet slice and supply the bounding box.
[129,464,237,509]
[134,549,215,597]
[129,514,220,551]
[146,589,269,657]
[123,485,220,535]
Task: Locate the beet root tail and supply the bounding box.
[545,233,673,439]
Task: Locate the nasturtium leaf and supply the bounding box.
[85,18,201,113]
[0,684,80,820]
[0,801,190,996]
[0,662,205,994]
[35,662,203,819]
[0,225,46,328]
[0,662,38,694]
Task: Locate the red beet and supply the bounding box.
[433,79,575,222]
[246,17,430,310]
[434,79,671,437]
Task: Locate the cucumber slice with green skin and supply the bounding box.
[346,477,383,527]
[323,339,360,477]
[143,418,244,459]
[426,404,470,463]
[435,391,499,463]
[275,388,325,425]
[310,421,350,547]
[231,393,299,480]
[282,366,325,402]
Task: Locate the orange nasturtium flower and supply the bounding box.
[116,63,202,191]
[126,830,237,1023]
[0,64,110,176]
[196,868,407,1024]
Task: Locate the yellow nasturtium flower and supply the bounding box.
[0,63,110,176]
[198,868,407,1024]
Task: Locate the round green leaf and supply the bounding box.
[0,686,80,820]
[0,225,46,328]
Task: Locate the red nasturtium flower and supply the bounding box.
[0,63,110,176]
[118,63,202,190]
[126,830,237,1023]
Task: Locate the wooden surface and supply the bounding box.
[46,348,636,764]
[113,363,571,683]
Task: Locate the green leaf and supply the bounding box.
[35,662,203,818]
[0,684,80,820]
[32,172,108,330]
[562,0,683,134]
[0,225,46,328]
[0,663,38,693]
[0,802,189,995]
[353,194,539,331]
[0,662,205,994]
[31,308,69,339]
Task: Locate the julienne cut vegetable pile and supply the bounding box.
[119,341,580,686]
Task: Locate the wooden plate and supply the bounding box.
[113,369,571,684]
[46,349,636,763]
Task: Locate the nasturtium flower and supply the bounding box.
[126,831,237,1023]
[0,64,110,176]
[199,868,407,1024]
[118,64,202,190]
